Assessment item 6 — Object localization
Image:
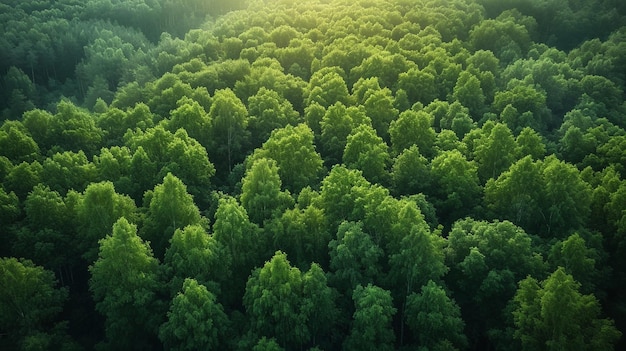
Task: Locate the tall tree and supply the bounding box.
[163,225,229,298]
[389,110,436,158]
[212,195,261,307]
[0,257,75,350]
[240,158,293,225]
[343,124,391,185]
[406,280,467,350]
[209,88,249,172]
[243,251,308,349]
[513,268,621,350]
[89,217,163,350]
[249,124,323,193]
[343,284,396,351]
[474,122,517,182]
[328,221,383,296]
[75,181,137,263]
[159,278,229,351]
[140,173,202,259]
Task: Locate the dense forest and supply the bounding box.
[1,0,626,350]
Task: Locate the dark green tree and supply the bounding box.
[513,268,621,350]
[406,280,467,350]
[343,284,396,351]
[159,278,228,351]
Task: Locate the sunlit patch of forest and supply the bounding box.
[1,0,625,350]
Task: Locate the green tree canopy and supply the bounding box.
[89,217,163,350]
[513,267,621,350]
[159,278,228,351]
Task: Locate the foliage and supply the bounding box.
[2,0,625,350]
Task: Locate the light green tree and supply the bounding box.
[141,173,202,259]
[343,124,390,184]
[89,217,163,350]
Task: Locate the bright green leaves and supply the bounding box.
[513,268,621,350]
[250,124,323,193]
[343,284,396,351]
[248,87,300,148]
[159,278,228,351]
[76,181,137,263]
[391,145,431,196]
[166,96,212,148]
[430,149,481,223]
[141,173,202,259]
[389,110,436,157]
[485,155,592,236]
[163,225,228,297]
[241,158,294,225]
[89,217,163,349]
[343,124,390,184]
[388,223,447,296]
[320,102,370,165]
[244,251,337,349]
[209,88,249,172]
[0,122,40,163]
[474,122,517,182]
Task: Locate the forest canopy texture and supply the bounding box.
[1,0,626,350]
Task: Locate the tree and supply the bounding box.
[389,110,436,158]
[50,100,103,155]
[274,204,331,270]
[445,218,546,347]
[250,124,323,193]
[548,232,606,296]
[141,173,202,259]
[515,126,546,160]
[343,124,391,184]
[343,284,396,351]
[388,223,447,345]
[406,280,467,350]
[397,67,437,105]
[0,122,40,163]
[474,122,517,182]
[166,96,212,148]
[212,195,261,306]
[391,145,431,196]
[453,70,485,118]
[328,221,383,295]
[484,155,544,232]
[0,257,73,350]
[430,150,481,224]
[209,88,249,172]
[243,251,308,349]
[248,87,300,148]
[75,181,138,263]
[13,184,76,281]
[240,158,293,225]
[320,102,370,165]
[159,278,228,351]
[513,268,621,350]
[541,156,592,236]
[89,217,163,350]
[317,165,375,228]
[163,225,229,298]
